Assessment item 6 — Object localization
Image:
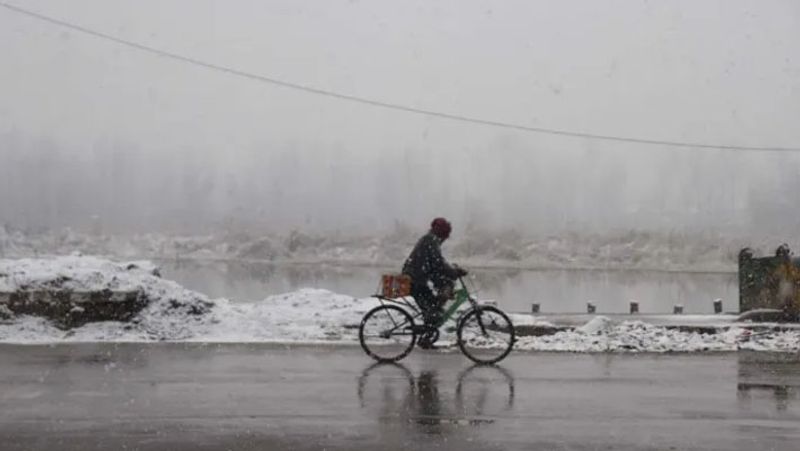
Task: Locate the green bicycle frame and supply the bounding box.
[419,277,479,328]
[373,277,478,328]
[439,280,474,326]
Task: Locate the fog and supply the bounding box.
[1,0,799,237]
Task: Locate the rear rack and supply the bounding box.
[371,294,422,315]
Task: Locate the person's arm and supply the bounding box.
[426,238,461,279]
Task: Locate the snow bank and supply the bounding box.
[516,320,800,353]
[0,227,774,272]
[0,288,379,343]
[1,255,213,340]
[0,256,381,343]
[0,255,161,293]
[1,256,798,352]
[576,315,613,335]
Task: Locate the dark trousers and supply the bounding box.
[411,278,454,325]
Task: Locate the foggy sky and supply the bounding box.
[1,0,799,235]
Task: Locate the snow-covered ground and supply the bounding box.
[1,256,798,352]
[1,226,784,272]
[518,317,799,353]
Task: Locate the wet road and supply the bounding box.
[0,344,798,450]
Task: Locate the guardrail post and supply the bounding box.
[713,299,723,314]
[629,301,639,314]
[531,303,540,314]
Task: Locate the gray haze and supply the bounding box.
[1,0,799,235]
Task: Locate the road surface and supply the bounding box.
[1,344,798,450]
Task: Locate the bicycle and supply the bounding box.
[358,273,516,364]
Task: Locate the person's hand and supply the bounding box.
[454,265,468,277]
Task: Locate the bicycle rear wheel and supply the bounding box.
[456,306,515,364]
[359,305,417,363]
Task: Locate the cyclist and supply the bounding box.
[401,218,468,344]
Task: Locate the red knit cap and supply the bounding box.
[430,218,452,240]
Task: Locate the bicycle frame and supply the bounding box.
[362,273,515,364]
[371,276,479,328]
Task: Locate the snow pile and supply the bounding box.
[1,256,799,351]
[506,314,559,328]
[183,289,381,343]
[0,255,384,343]
[576,315,614,335]
[0,255,161,292]
[0,288,380,343]
[516,319,800,353]
[0,255,214,341]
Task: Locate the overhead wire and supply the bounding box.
[1,1,798,152]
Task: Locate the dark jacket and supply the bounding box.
[402,232,459,285]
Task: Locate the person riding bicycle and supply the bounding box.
[360,219,513,361]
[402,218,468,329]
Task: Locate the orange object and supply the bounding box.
[381,274,411,298]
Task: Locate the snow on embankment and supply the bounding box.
[514,316,799,353]
[0,256,381,343]
[0,255,215,340]
[0,227,768,272]
[0,256,798,351]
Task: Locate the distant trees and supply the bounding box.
[0,129,798,237]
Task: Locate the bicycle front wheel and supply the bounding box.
[359,305,417,363]
[456,306,515,364]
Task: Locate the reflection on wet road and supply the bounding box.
[0,344,798,450]
[737,353,799,412]
[357,363,515,429]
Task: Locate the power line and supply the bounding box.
[2,2,799,153]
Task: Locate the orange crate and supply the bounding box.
[381,274,411,298]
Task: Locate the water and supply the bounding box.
[158,259,739,314]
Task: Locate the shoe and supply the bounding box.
[417,328,440,350]
[418,339,434,350]
[418,340,442,351]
